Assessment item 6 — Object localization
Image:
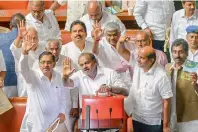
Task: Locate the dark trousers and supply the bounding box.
[152,40,165,52]
[133,120,163,132]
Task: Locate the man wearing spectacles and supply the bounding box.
[26,0,61,46]
[132,31,168,67]
[19,48,67,131]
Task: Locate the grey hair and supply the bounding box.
[46,39,62,50]
[87,1,102,11]
[171,38,189,54]
[104,22,121,34]
[29,0,45,8]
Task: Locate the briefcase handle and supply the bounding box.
[96,90,111,97]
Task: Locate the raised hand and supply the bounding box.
[17,20,28,39]
[118,36,130,43]
[62,57,75,79]
[91,21,103,41]
[22,35,37,54]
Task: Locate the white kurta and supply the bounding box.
[170,9,198,44]
[10,42,45,97]
[80,11,126,39]
[33,55,73,132]
[133,0,175,40]
[26,9,61,47]
[96,38,134,90]
[70,66,127,108]
[19,54,67,132]
[125,62,173,125]
[187,49,198,62]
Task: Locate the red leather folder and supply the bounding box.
[81,95,124,129]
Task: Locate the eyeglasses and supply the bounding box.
[39,61,53,65]
[135,39,147,43]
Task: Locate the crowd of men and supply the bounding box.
[0,0,198,132]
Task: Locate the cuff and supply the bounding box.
[141,23,148,30]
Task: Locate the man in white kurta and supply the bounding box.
[170,1,198,44]
[26,0,61,46]
[125,46,173,132]
[80,1,126,39]
[19,50,67,132]
[92,22,134,91]
[10,26,45,97]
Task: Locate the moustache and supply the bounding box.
[75,35,82,38]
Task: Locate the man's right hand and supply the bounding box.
[22,35,36,55]
[17,20,27,39]
[62,57,75,79]
[69,108,79,118]
[91,21,103,41]
[144,27,152,38]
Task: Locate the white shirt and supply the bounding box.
[70,66,127,107]
[80,11,126,39]
[57,0,88,31]
[127,62,173,125]
[26,9,61,46]
[61,40,93,70]
[187,49,198,62]
[0,50,6,72]
[170,9,198,44]
[19,54,66,132]
[133,0,175,40]
[10,42,45,97]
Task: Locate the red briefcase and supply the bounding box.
[79,94,124,130]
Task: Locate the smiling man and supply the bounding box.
[26,0,61,46]
[19,50,67,131]
[166,39,198,132]
[62,52,128,108]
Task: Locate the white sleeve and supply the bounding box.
[0,50,6,71]
[60,87,67,114]
[133,0,148,30]
[70,88,79,108]
[158,76,173,99]
[18,54,32,83]
[70,72,80,88]
[110,70,127,90]
[10,41,22,62]
[57,0,67,6]
[169,12,177,46]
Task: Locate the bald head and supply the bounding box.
[135,31,150,49]
[137,46,156,70]
[30,0,44,8]
[87,1,102,21]
[139,46,155,59]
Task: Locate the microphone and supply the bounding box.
[85,105,90,132]
[96,109,99,131]
[109,108,112,132]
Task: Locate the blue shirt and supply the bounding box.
[0,28,17,86]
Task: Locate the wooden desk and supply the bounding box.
[0,10,138,29]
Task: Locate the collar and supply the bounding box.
[189,49,198,56]
[81,66,105,78]
[30,12,46,23]
[169,62,184,71]
[181,9,197,19]
[143,61,158,75]
[38,68,56,80]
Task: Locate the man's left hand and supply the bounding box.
[190,72,197,85]
[96,84,111,93]
[58,113,65,123]
[69,108,79,118]
[163,126,170,132]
